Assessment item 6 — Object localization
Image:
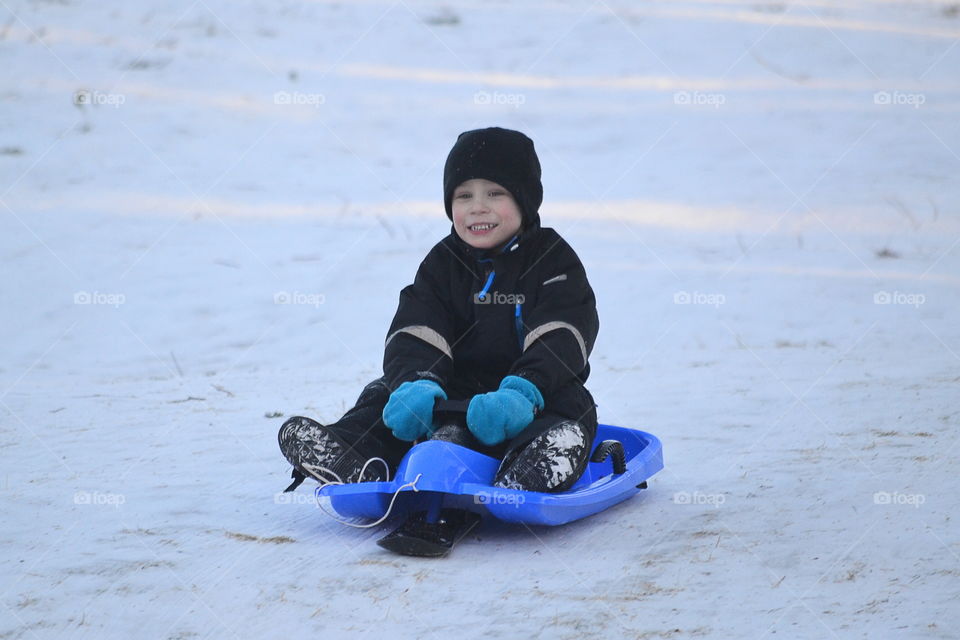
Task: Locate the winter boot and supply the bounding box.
[278,416,386,492]
[493,420,591,492]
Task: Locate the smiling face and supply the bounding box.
[451,178,524,252]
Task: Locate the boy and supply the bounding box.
[279,127,599,494]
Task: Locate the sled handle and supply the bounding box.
[590,440,627,475]
[433,398,470,419]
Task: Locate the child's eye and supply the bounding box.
[455,192,471,199]
[489,190,505,197]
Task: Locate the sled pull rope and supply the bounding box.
[312,474,422,530]
[300,456,391,485]
[303,459,422,529]
[284,453,390,492]
[590,440,627,475]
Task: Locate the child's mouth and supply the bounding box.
[468,223,498,234]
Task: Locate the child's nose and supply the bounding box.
[471,196,490,213]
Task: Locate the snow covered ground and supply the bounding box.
[2,0,959,637]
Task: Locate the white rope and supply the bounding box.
[312,473,422,529]
[299,456,392,485]
[302,458,421,529]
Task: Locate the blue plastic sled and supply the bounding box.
[317,421,663,527]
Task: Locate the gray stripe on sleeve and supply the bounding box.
[385,325,453,360]
[522,321,588,367]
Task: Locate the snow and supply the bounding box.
[1,0,959,637]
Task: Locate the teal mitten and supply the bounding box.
[382,379,447,441]
[466,376,544,446]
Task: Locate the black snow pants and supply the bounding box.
[279,377,595,492]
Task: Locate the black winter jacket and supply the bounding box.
[382,223,599,434]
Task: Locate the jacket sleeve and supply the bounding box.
[382,244,456,391]
[509,237,599,399]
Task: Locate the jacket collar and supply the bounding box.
[449,221,541,263]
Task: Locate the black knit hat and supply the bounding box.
[443,127,543,230]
